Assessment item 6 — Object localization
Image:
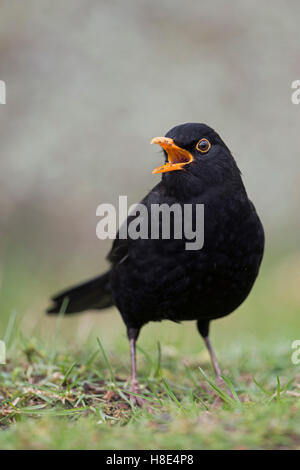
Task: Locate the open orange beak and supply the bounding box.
[151,137,194,174]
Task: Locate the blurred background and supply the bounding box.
[0,1,299,357]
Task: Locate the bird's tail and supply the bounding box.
[47,271,114,314]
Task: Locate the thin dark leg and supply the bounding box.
[127,327,145,405]
[128,328,139,388]
[203,336,222,380]
[197,320,223,381]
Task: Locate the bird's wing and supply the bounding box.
[106,183,164,265]
[107,230,130,265]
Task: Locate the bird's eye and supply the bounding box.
[196,138,211,153]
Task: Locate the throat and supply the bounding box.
[162,171,206,200]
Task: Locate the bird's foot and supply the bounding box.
[211,375,234,406]
[128,380,148,407]
[215,375,225,387]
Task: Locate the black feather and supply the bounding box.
[47,271,113,314]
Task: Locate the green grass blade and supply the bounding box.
[96,337,116,385]
[199,368,236,406]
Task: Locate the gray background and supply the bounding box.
[0,1,299,331]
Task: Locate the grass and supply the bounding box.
[0,250,300,449]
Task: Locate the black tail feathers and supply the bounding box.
[47,271,114,314]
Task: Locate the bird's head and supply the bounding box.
[151,123,242,194]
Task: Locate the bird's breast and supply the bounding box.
[111,193,264,326]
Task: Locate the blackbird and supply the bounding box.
[48,123,264,401]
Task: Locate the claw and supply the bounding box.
[128,381,148,407]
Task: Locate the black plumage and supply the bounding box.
[48,123,264,401]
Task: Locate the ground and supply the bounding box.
[0,251,300,450]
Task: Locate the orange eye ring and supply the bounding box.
[196,138,211,153]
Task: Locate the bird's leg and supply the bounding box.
[202,335,222,382]
[127,327,145,405]
[128,328,139,391]
[197,320,223,384]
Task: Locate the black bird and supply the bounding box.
[48,123,264,402]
